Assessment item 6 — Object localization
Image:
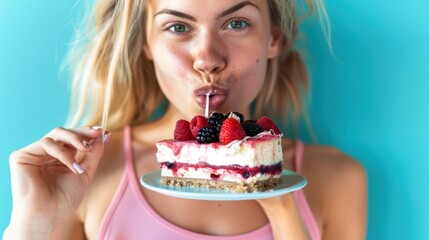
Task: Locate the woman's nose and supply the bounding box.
[192,31,226,76]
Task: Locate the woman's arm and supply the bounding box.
[4,214,78,239]
[257,147,367,240]
[257,194,310,240]
[322,156,368,239]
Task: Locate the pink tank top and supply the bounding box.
[97,127,321,240]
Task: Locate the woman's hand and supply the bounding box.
[6,126,109,239]
[256,194,310,240]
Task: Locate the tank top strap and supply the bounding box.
[292,140,322,240]
[294,140,304,173]
[123,126,135,173]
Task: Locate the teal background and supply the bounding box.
[1,0,428,239]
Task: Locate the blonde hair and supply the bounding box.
[258,0,330,137]
[66,0,331,132]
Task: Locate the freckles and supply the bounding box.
[256,58,259,62]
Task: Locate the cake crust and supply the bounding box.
[160,176,281,193]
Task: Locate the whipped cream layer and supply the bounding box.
[161,167,281,184]
[156,131,283,167]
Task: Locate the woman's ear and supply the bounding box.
[143,44,153,60]
[267,26,285,59]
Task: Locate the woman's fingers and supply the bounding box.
[79,134,106,176]
[11,137,81,174]
[41,137,83,174]
[11,126,108,175]
[45,127,103,152]
[44,127,110,176]
[68,126,105,139]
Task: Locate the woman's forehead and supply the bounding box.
[145,0,270,19]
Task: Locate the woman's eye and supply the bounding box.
[167,23,189,33]
[226,20,249,30]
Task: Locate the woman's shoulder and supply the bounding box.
[301,143,367,230]
[301,143,366,184]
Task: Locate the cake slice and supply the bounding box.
[156,112,284,192]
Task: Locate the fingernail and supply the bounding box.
[92,126,103,130]
[103,132,111,145]
[72,161,85,174]
[83,140,92,148]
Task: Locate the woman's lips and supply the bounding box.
[194,94,227,110]
[193,86,228,110]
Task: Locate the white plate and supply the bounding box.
[140,169,307,201]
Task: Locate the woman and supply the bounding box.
[4,0,367,239]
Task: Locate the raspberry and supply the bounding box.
[256,116,281,134]
[209,112,226,131]
[189,115,209,138]
[242,121,264,137]
[174,119,194,141]
[219,118,246,144]
[196,126,219,143]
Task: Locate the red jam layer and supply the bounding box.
[157,133,280,156]
[161,162,283,179]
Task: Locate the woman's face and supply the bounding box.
[144,0,283,118]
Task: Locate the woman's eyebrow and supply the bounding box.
[153,1,259,22]
[216,1,260,19]
[154,9,197,22]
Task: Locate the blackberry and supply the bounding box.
[242,121,264,137]
[244,119,256,124]
[227,112,244,122]
[209,112,226,132]
[165,162,174,169]
[196,126,219,143]
[259,165,269,174]
[242,171,251,179]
